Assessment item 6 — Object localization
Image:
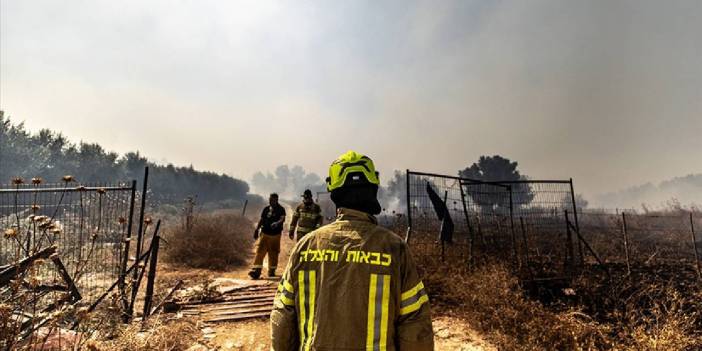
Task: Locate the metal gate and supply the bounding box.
[0,179,136,307]
[406,170,582,280]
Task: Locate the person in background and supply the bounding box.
[289,189,323,241]
[248,193,286,279]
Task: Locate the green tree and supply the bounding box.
[459,155,534,212]
[459,155,522,181]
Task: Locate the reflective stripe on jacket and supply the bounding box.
[271,208,434,351]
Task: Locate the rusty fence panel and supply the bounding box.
[0,180,136,308]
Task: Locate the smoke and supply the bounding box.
[377,170,407,214]
[593,174,702,210]
[251,165,325,201]
[3,1,701,197]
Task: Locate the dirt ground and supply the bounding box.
[160,262,493,349]
[202,315,494,351]
[156,205,493,350]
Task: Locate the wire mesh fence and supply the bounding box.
[315,191,407,232]
[406,170,702,285]
[505,180,583,278]
[406,172,473,263]
[0,168,169,347]
[578,210,702,277]
[406,171,580,279]
[0,180,136,306]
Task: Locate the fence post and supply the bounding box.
[621,212,631,276]
[119,180,137,320]
[569,179,584,265]
[130,166,149,319]
[689,212,701,280]
[508,186,520,268]
[564,210,575,276]
[130,220,161,315]
[135,166,149,268]
[242,199,248,217]
[143,222,162,320]
[459,181,474,267]
[439,191,448,263]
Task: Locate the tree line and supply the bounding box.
[2,110,562,213]
[0,111,251,205]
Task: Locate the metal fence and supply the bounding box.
[315,191,407,231]
[578,210,702,278]
[0,180,136,306]
[0,168,169,346]
[405,170,580,280]
[406,172,474,262]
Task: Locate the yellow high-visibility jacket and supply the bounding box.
[271,208,434,351]
[290,202,323,236]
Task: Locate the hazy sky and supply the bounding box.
[1,0,701,198]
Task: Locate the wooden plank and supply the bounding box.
[181,296,274,309]
[231,285,276,291]
[187,300,274,312]
[50,256,82,302]
[197,301,273,313]
[225,292,277,300]
[206,306,273,317]
[205,311,271,323]
[228,290,277,296]
[180,293,276,307]
[0,246,57,286]
[205,305,273,315]
[219,285,276,295]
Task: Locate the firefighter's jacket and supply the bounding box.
[271,208,434,351]
[290,202,323,235]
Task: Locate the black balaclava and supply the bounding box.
[330,183,382,215]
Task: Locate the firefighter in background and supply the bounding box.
[248,193,286,279]
[289,189,323,241]
[271,151,434,351]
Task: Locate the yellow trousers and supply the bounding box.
[252,233,281,270]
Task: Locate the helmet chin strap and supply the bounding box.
[330,184,381,215]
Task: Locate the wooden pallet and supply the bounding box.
[180,283,277,323]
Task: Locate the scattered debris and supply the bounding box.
[168,278,277,324]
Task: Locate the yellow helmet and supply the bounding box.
[326,151,380,192]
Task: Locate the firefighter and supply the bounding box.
[289,189,323,241]
[271,151,434,351]
[248,193,286,279]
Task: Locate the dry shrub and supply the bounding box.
[87,318,200,350]
[163,212,254,270]
[575,273,702,350]
[422,261,610,350]
[628,296,699,351]
[422,258,702,350]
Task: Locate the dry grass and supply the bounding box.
[423,262,609,350]
[572,270,702,351]
[422,259,702,351]
[85,317,201,351]
[163,211,255,270]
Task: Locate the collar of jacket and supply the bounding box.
[336,208,378,225]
